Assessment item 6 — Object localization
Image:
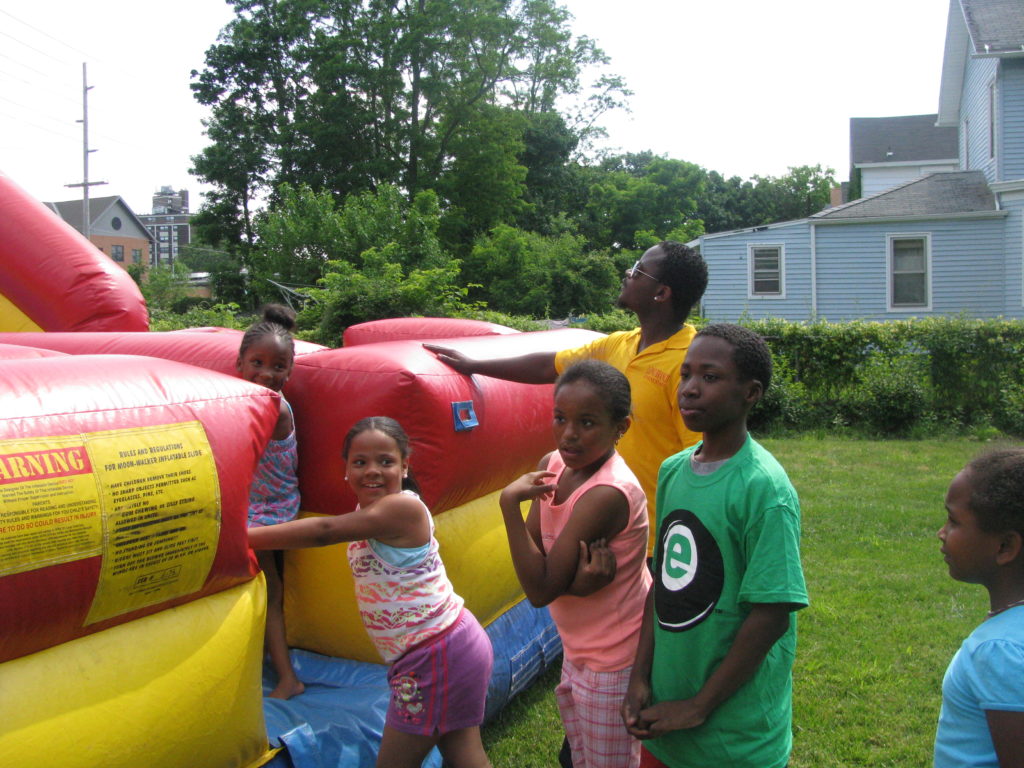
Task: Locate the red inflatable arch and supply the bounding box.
[0,172,148,332]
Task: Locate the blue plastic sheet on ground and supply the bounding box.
[261,600,561,768]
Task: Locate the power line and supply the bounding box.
[0,109,79,142]
[0,8,103,63]
[0,28,78,67]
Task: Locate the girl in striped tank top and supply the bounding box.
[249,417,493,768]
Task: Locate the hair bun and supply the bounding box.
[261,303,296,332]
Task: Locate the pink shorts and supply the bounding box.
[556,658,640,768]
[386,609,493,736]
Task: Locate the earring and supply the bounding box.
[344,475,348,481]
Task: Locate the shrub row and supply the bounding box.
[738,317,1024,437]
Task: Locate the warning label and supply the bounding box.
[0,422,222,626]
[0,439,103,576]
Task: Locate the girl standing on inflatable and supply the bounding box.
[249,416,493,768]
[499,360,651,768]
[238,304,304,700]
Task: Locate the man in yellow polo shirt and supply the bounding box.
[425,240,708,554]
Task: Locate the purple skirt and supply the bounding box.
[385,608,493,736]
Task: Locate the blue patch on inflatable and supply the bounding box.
[451,400,479,431]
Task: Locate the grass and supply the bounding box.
[481,436,998,767]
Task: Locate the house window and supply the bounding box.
[111,245,124,262]
[748,245,784,297]
[888,234,931,310]
[132,249,142,264]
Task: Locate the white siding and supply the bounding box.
[861,164,960,197]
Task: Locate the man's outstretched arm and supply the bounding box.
[423,344,558,383]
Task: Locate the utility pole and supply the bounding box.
[65,63,106,240]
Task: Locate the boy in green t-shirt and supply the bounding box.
[621,323,808,768]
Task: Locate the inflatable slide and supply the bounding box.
[0,173,604,766]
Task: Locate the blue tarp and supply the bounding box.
[263,600,561,768]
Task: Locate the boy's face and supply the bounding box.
[938,469,1002,584]
[676,335,760,436]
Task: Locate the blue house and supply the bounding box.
[694,0,1024,323]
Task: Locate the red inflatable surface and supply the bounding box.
[291,329,602,515]
[0,330,326,380]
[343,316,519,346]
[0,343,66,360]
[0,355,278,663]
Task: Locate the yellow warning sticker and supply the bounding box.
[0,440,103,576]
[85,422,221,625]
[0,422,222,625]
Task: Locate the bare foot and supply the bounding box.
[268,678,305,700]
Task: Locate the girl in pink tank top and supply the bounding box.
[499,360,651,768]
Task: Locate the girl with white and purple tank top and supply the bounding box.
[249,416,493,768]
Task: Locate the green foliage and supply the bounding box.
[306,251,481,347]
[436,106,529,248]
[749,357,810,433]
[696,165,836,233]
[252,183,348,291]
[191,0,625,248]
[837,354,929,436]
[451,309,547,332]
[741,317,1024,437]
[134,263,193,314]
[335,186,448,273]
[994,377,1024,437]
[575,154,705,250]
[577,308,635,333]
[148,303,250,332]
[464,226,617,318]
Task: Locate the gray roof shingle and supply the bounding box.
[813,171,995,220]
[961,0,1024,55]
[850,114,959,165]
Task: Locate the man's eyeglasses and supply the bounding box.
[627,261,658,281]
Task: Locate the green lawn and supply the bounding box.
[482,437,997,767]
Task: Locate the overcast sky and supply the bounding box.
[1,0,951,216]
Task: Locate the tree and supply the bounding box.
[463,225,617,317]
[574,154,705,250]
[694,171,756,234]
[749,164,836,225]
[309,252,476,345]
[190,0,628,252]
